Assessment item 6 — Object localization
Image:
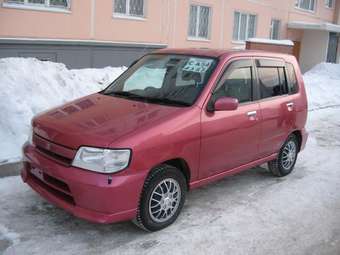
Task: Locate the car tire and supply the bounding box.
[134,164,187,232]
[268,134,299,177]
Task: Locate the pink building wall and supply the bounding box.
[94,0,168,44]
[0,0,92,39]
[0,0,338,47]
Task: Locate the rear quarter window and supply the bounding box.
[286,63,299,94]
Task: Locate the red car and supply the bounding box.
[22,49,308,231]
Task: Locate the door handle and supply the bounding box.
[286,102,294,111]
[247,111,257,117]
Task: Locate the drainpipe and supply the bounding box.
[219,0,225,48]
[172,0,178,47]
[90,0,96,39]
[334,0,340,25]
[335,0,340,63]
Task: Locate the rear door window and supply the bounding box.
[256,59,288,99]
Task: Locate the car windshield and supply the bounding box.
[102,54,218,107]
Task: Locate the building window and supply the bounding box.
[325,0,334,8]
[270,19,281,40]
[188,5,211,40]
[4,0,70,9]
[295,0,316,11]
[233,11,257,41]
[114,0,144,17]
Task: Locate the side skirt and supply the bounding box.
[189,153,278,190]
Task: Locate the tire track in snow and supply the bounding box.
[0,224,20,255]
[308,104,340,112]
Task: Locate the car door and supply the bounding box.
[255,58,296,158]
[199,58,261,179]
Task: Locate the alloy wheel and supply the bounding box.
[148,178,181,223]
[281,140,297,170]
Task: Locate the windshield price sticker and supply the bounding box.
[183,58,213,73]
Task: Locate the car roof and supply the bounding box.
[154,48,294,60]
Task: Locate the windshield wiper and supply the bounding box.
[105,91,190,107]
[105,91,145,99]
[145,97,191,107]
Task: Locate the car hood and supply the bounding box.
[32,93,183,149]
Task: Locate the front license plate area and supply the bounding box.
[31,168,44,181]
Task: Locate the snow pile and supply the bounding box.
[246,38,294,46]
[0,58,126,164]
[303,62,340,110]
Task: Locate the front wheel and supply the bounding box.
[134,165,187,232]
[268,134,298,177]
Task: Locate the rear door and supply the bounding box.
[255,58,296,157]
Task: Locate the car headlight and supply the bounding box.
[72,147,131,173]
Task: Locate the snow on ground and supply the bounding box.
[0,106,339,255]
[304,62,340,110]
[0,58,126,164]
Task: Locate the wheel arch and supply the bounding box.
[147,158,191,190]
[291,130,302,152]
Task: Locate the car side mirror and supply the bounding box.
[213,97,239,111]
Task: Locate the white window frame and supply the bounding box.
[325,0,335,8]
[295,0,316,12]
[232,11,257,42]
[270,19,281,40]
[113,0,146,20]
[3,0,71,13]
[187,4,212,41]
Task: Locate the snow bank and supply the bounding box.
[0,58,126,164]
[303,62,340,110]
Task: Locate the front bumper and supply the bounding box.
[22,143,145,224]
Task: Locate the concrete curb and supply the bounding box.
[0,162,22,178]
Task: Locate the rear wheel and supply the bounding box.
[268,134,298,177]
[134,164,187,232]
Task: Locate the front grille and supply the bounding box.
[28,170,75,205]
[33,133,75,166]
[36,145,72,166]
[43,172,71,194]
